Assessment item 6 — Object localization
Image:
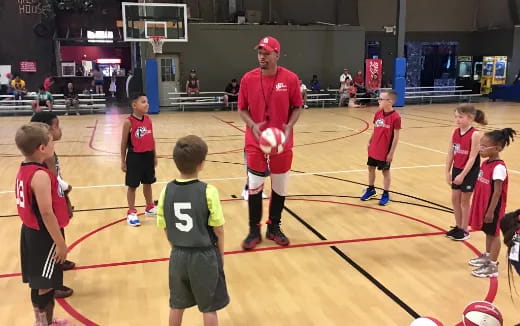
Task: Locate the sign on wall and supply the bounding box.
[20,61,37,72]
[365,58,383,90]
[18,0,52,16]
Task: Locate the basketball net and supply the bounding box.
[148,36,166,55]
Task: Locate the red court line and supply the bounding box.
[212,115,246,133]
[0,231,445,279]
[56,298,99,326]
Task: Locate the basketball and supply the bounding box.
[259,127,285,155]
[463,301,503,326]
[410,317,443,326]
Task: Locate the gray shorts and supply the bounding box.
[169,247,229,312]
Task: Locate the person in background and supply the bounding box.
[43,76,54,93]
[300,79,309,109]
[11,74,27,100]
[64,82,80,116]
[32,85,53,113]
[186,69,200,96]
[92,67,104,94]
[339,68,352,85]
[354,71,364,90]
[310,75,321,92]
[223,78,239,108]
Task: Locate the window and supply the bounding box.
[160,58,176,82]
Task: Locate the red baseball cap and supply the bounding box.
[254,36,280,53]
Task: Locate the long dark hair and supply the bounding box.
[500,210,520,297]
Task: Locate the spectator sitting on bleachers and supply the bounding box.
[310,75,321,92]
[223,78,239,107]
[300,80,309,109]
[186,68,200,96]
[339,68,352,85]
[11,74,27,100]
[354,71,364,89]
[64,82,80,116]
[32,85,53,113]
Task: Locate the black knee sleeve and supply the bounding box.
[31,289,55,310]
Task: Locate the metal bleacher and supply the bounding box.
[0,93,107,115]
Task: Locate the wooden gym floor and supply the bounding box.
[0,102,519,325]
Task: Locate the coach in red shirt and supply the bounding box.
[238,36,303,250]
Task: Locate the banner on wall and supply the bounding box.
[365,58,383,90]
[20,61,37,72]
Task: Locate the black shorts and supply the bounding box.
[451,165,479,192]
[367,156,391,171]
[228,95,238,102]
[125,151,156,188]
[482,201,504,236]
[38,101,49,107]
[21,225,63,289]
[169,247,229,312]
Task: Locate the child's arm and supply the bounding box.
[156,187,172,247]
[213,225,225,260]
[120,119,131,172]
[484,179,504,223]
[31,170,67,263]
[453,131,481,185]
[445,138,455,185]
[386,129,400,162]
[207,185,225,262]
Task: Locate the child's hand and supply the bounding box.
[54,243,68,264]
[453,174,464,185]
[484,211,494,223]
[121,161,127,172]
[446,173,452,185]
[386,153,394,162]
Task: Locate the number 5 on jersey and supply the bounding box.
[174,202,193,232]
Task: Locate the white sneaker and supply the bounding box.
[145,206,157,216]
[127,211,141,226]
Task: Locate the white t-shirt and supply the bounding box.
[300,84,307,93]
[492,164,507,181]
[340,73,352,83]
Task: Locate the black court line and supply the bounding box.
[283,205,421,319]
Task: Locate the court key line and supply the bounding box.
[0,164,445,194]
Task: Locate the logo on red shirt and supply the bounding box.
[453,143,469,155]
[374,118,390,128]
[135,126,149,139]
[275,82,288,92]
[477,170,490,184]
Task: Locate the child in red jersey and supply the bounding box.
[468,128,516,278]
[120,93,157,227]
[360,90,401,206]
[445,105,487,241]
[14,123,73,326]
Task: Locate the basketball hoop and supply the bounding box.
[148,36,166,54]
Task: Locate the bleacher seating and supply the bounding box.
[0,93,107,115]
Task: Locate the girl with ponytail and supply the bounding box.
[468,128,516,278]
[445,105,488,241]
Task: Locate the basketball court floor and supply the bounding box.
[0,102,519,325]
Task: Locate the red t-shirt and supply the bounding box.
[354,74,364,86]
[15,162,70,230]
[452,127,477,169]
[469,160,508,232]
[127,114,155,153]
[368,109,402,161]
[238,67,303,153]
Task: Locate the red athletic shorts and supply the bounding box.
[246,149,293,174]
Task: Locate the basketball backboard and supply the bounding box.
[122,2,188,42]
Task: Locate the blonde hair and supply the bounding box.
[15,122,50,156]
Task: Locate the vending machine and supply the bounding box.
[481,56,508,94]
